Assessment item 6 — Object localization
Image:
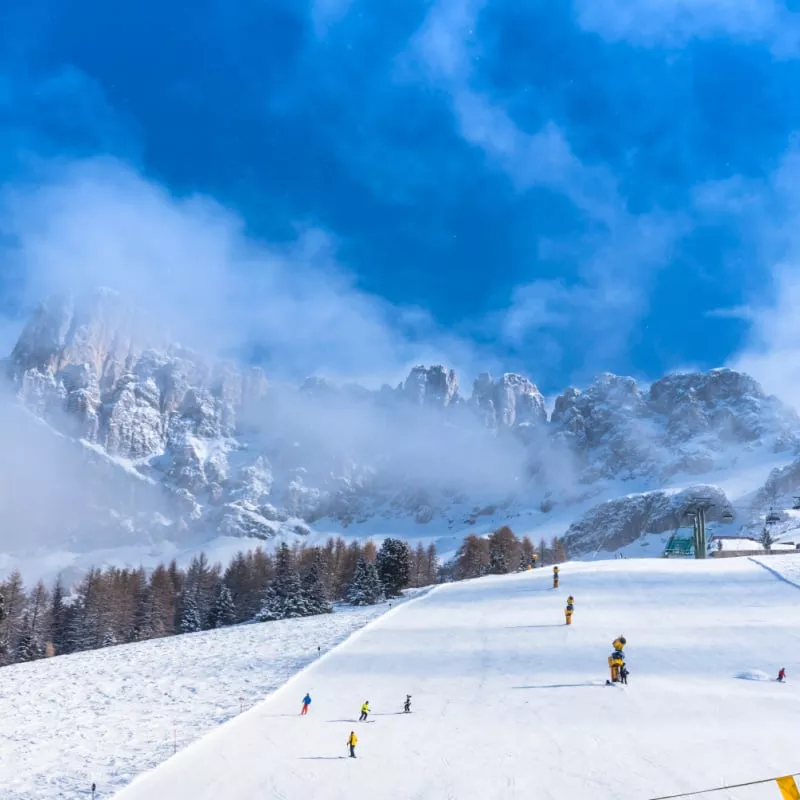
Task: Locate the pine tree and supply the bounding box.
[209,583,237,628]
[180,593,203,633]
[488,526,520,574]
[376,538,411,597]
[256,544,312,621]
[302,555,333,615]
[519,536,536,570]
[131,572,154,642]
[0,571,25,665]
[15,618,35,663]
[49,579,69,655]
[347,559,385,605]
[760,526,774,552]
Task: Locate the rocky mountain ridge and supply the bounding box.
[4,289,800,558]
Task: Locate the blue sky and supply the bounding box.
[2,0,800,396]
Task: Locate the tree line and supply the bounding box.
[0,536,437,667]
[0,527,566,667]
[446,527,568,581]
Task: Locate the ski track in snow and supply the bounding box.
[112,558,800,800]
[0,595,426,800]
[752,553,800,588]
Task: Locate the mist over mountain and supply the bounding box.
[2,286,799,580]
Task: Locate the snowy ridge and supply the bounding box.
[3,288,800,575]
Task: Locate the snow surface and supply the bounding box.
[112,558,800,800]
[0,594,426,800]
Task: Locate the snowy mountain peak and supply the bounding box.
[401,364,460,407]
[470,372,546,429]
[3,289,800,568]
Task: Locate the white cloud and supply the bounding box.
[707,140,800,407]
[405,0,686,377]
[0,157,477,386]
[574,0,800,56]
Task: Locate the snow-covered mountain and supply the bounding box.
[4,287,800,570]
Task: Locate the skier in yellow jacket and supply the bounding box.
[359,701,370,721]
[347,731,358,758]
[565,596,574,625]
[553,565,559,589]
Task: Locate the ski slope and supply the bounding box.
[114,557,800,800]
[0,596,426,800]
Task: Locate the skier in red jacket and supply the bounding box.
[777,668,786,682]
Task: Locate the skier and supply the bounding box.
[778,667,786,682]
[347,731,358,758]
[359,700,370,721]
[565,597,574,625]
[403,695,412,713]
[619,664,629,685]
[301,693,311,715]
[553,565,559,589]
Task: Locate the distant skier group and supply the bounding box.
[298,692,412,758]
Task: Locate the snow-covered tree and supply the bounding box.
[347,559,385,606]
[256,544,312,621]
[131,572,154,642]
[208,583,237,628]
[180,594,203,633]
[302,556,333,615]
[760,526,774,552]
[488,526,519,574]
[15,619,36,662]
[49,579,69,655]
[376,538,411,597]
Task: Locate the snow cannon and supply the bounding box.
[553,566,559,589]
[608,650,625,682]
[612,636,626,653]
[565,601,574,625]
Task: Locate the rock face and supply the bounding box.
[471,373,547,431]
[562,485,734,556]
[4,289,800,552]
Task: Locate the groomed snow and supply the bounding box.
[112,558,800,800]
[0,595,425,800]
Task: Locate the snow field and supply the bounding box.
[0,595,425,799]
[113,558,800,799]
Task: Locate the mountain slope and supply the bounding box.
[3,288,800,572]
[111,557,800,800]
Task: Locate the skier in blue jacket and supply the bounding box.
[301,693,311,715]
